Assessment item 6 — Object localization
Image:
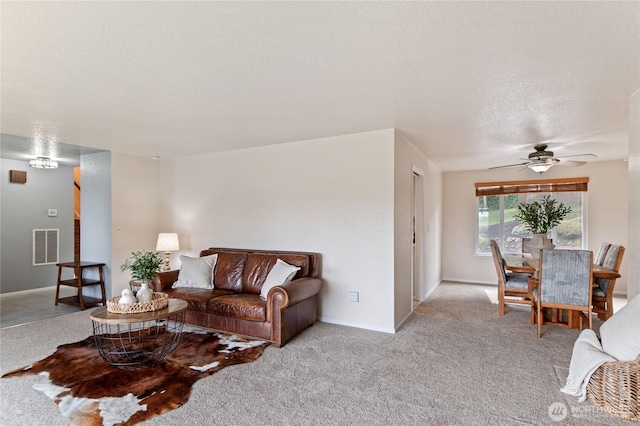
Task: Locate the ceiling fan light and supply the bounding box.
[528,162,553,173]
[29,157,58,169]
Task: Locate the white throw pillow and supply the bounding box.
[172,254,217,289]
[600,293,640,361]
[260,259,301,300]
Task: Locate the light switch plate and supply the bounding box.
[48,209,57,217]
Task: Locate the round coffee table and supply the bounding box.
[90,298,188,370]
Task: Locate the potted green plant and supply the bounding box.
[514,195,571,258]
[120,250,163,293]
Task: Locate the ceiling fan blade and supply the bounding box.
[555,153,597,160]
[557,160,587,167]
[489,162,530,170]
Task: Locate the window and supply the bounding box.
[475,178,588,255]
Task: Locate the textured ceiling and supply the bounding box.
[1,1,639,171]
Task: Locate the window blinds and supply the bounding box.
[475,177,588,197]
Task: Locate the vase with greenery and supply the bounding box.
[514,195,571,258]
[120,250,163,291]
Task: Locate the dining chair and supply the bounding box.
[594,242,611,266]
[490,239,531,315]
[531,249,593,337]
[592,245,625,320]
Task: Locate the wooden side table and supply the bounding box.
[55,261,107,310]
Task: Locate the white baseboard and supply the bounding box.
[420,280,441,301]
[318,317,395,334]
[395,310,413,332]
[442,277,495,286]
[0,285,59,298]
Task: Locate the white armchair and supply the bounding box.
[562,293,640,420]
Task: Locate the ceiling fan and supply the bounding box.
[490,144,597,174]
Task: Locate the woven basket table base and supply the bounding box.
[90,299,188,370]
[586,355,640,422]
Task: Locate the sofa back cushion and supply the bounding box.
[207,247,320,276]
[200,250,246,292]
[242,253,310,294]
[200,248,320,294]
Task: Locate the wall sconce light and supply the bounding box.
[156,233,180,271]
[29,157,58,169]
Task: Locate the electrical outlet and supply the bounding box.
[349,291,359,302]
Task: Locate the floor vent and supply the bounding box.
[33,229,59,265]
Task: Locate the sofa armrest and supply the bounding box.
[151,270,179,292]
[268,277,322,310]
[268,276,322,346]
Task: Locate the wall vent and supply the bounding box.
[33,229,59,265]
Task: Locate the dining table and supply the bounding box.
[503,252,621,329]
[503,253,621,280]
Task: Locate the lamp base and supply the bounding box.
[162,251,171,271]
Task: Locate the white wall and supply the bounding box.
[628,89,640,299]
[393,131,442,328]
[442,160,629,294]
[110,152,163,297]
[0,158,74,293]
[161,129,398,332]
[80,152,113,298]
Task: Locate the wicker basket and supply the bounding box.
[107,292,169,314]
[586,355,640,421]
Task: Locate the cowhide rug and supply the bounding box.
[2,327,269,426]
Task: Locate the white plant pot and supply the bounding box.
[136,282,153,303]
[525,233,555,260]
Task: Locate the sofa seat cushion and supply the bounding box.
[207,294,266,322]
[163,288,234,312]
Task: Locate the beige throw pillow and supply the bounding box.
[172,254,217,289]
[260,259,301,300]
[600,293,640,361]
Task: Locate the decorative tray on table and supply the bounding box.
[106,292,169,314]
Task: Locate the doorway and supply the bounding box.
[74,167,81,262]
[412,168,425,309]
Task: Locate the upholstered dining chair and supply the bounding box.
[592,245,625,320]
[594,242,611,266]
[531,249,593,337]
[490,239,531,315]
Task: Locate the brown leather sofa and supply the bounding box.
[152,247,322,347]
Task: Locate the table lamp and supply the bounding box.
[156,233,180,271]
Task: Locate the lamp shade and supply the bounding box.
[156,233,179,251]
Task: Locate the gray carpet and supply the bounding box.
[0,283,633,425]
